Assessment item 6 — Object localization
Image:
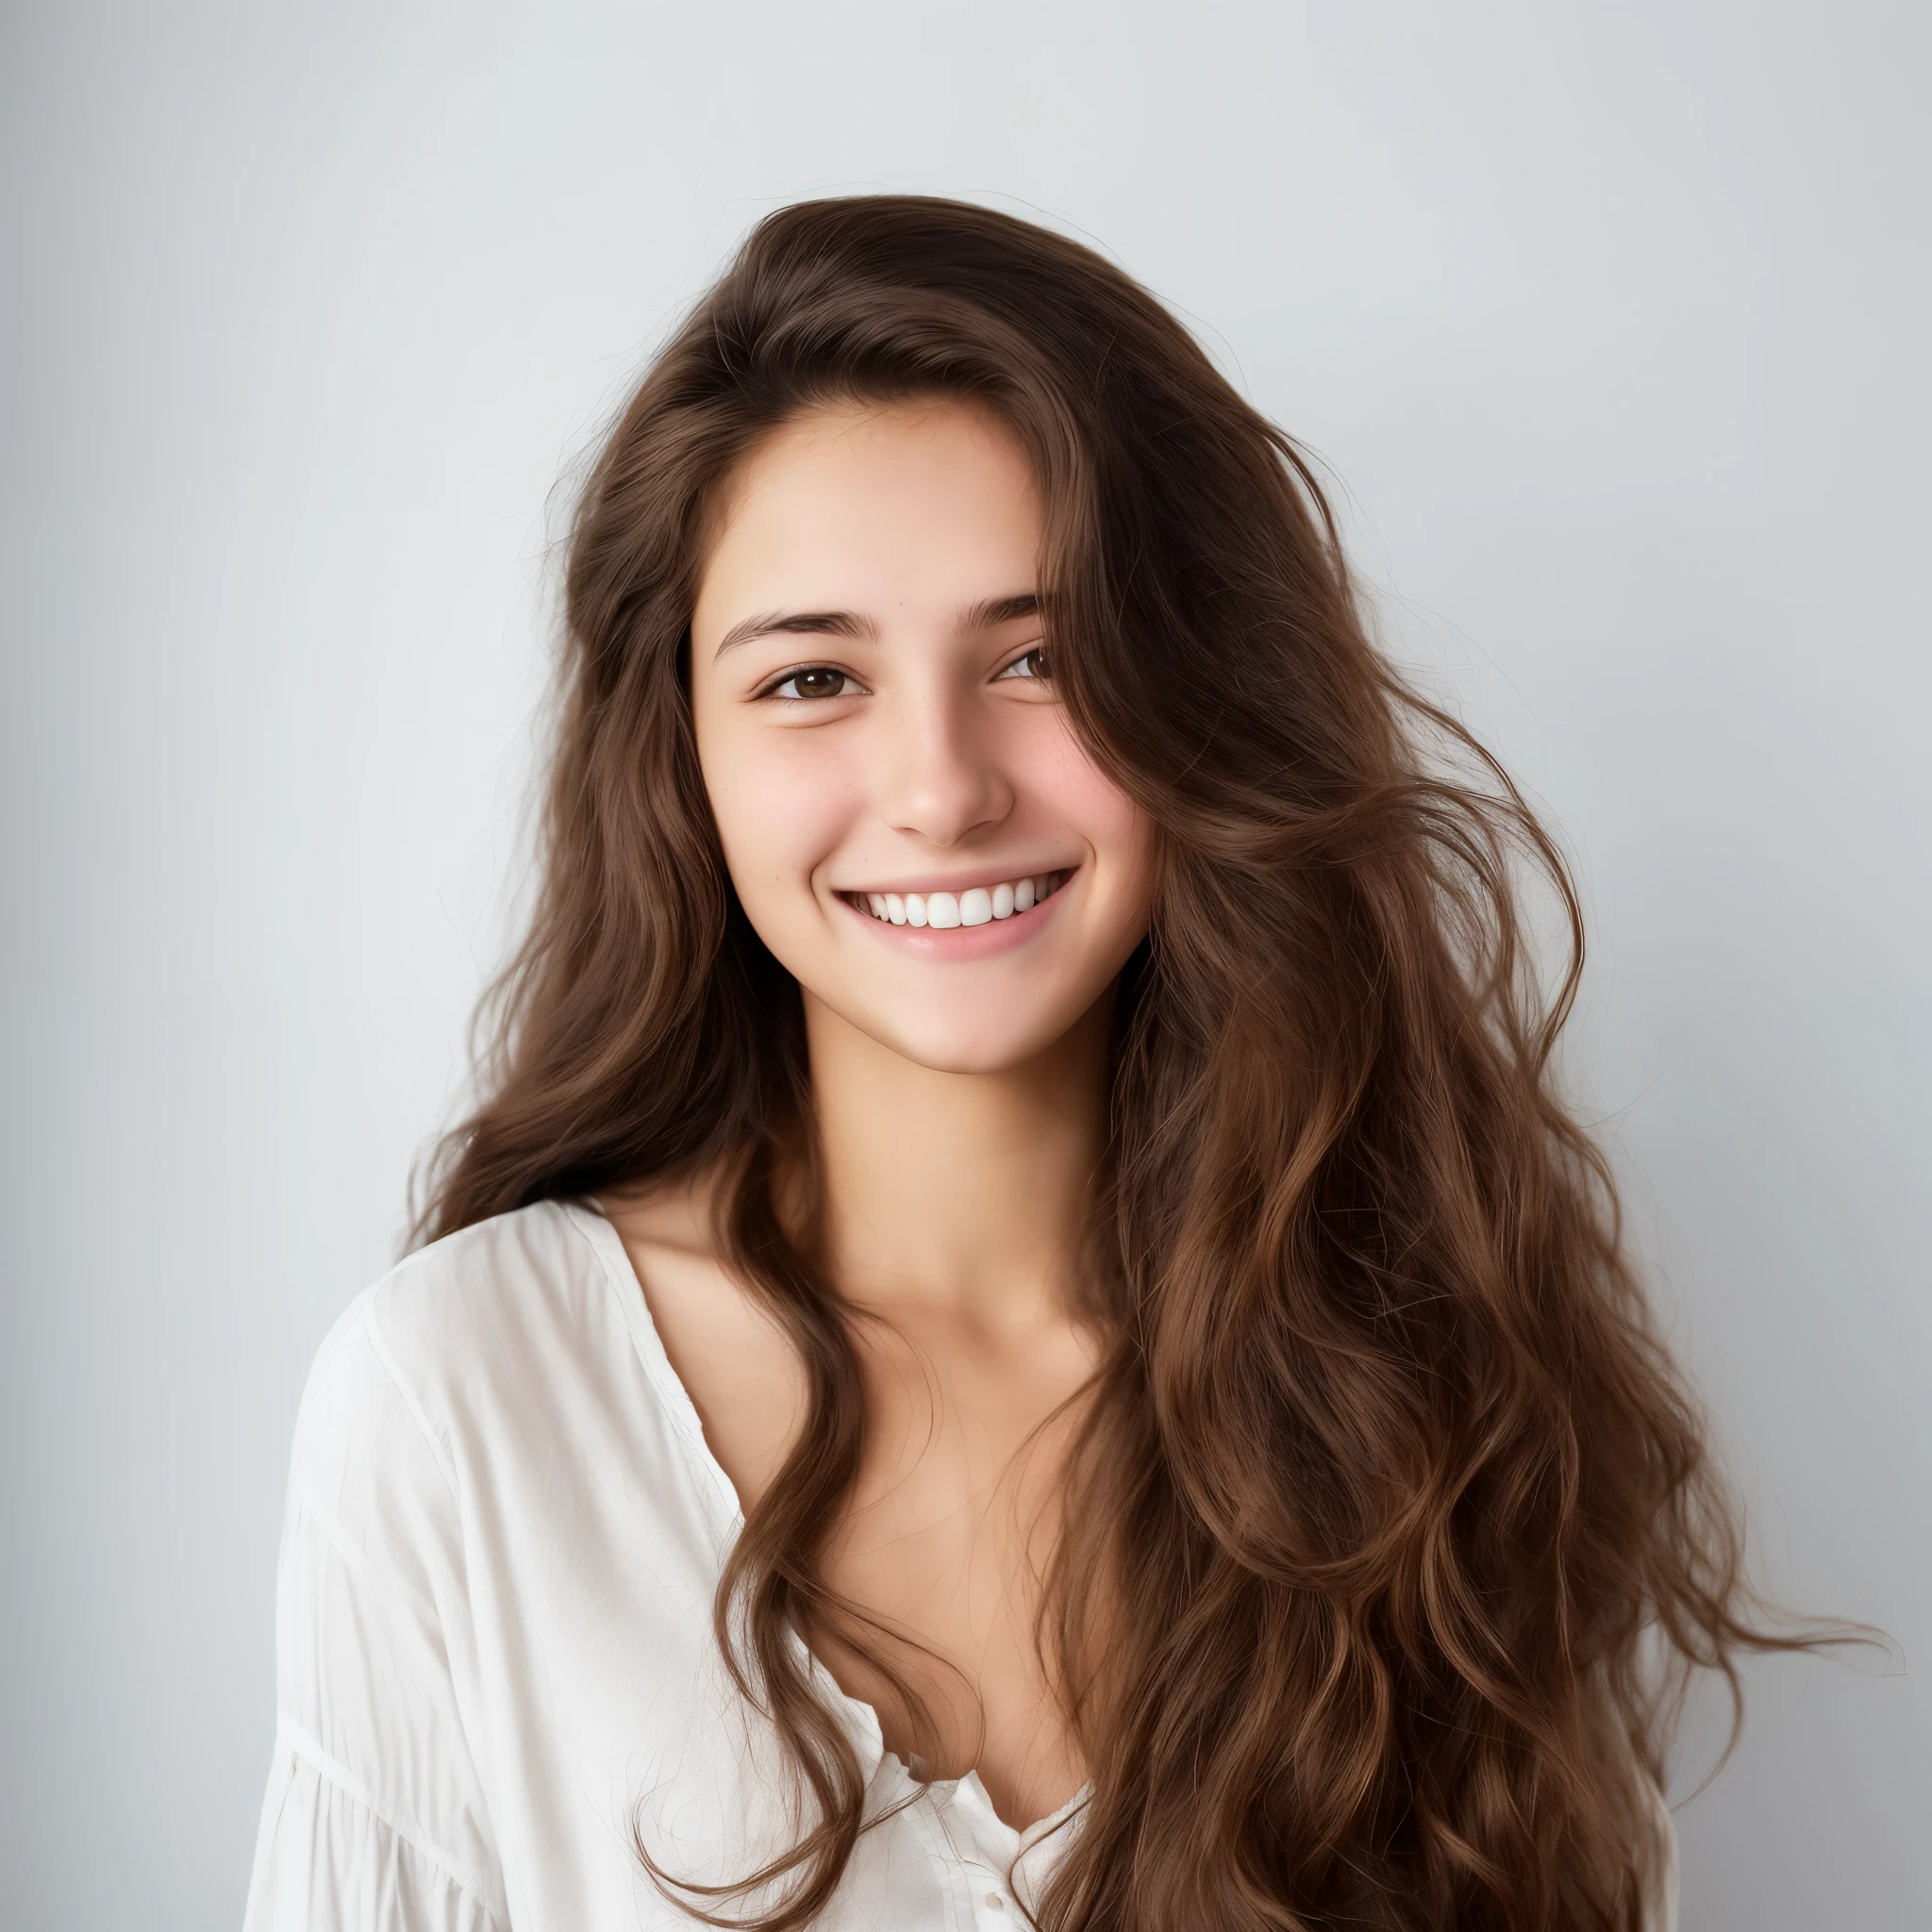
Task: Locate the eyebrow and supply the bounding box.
[714,608,875,657]
[965,591,1041,631]
[711,591,1040,658]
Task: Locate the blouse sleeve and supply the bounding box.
[243,1289,509,1932]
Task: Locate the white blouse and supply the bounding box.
[244,1197,1678,1932]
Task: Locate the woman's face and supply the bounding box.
[690,399,1157,1074]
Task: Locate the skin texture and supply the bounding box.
[603,400,1157,1830]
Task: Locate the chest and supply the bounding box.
[816,1326,1091,1827]
[620,1226,1096,1830]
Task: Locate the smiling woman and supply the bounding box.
[242,196,1812,1932]
[692,401,1155,1074]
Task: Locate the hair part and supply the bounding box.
[418,194,1825,1931]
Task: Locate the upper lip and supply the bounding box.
[830,865,1075,897]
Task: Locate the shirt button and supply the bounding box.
[984,1892,1007,1911]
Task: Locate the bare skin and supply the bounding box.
[603,400,1155,1832]
[600,1002,1106,1830]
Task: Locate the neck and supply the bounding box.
[802,991,1113,1331]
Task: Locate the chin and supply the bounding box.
[876,1010,1070,1076]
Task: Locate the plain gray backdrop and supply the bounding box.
[3,2,1925,1926]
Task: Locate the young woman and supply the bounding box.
[245,196,1781,1931]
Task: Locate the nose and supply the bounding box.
[873,675,1014,847]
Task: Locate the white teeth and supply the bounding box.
[850,872,1065,926]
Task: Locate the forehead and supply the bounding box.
[694,400,1042,624]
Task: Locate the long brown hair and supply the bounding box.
[419,195,1800,1930]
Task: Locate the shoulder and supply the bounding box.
[285,1191,741,1622]
[367,1195,620,1367]
[289,1199,628,1520]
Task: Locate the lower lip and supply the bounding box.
[836,877,1073,959]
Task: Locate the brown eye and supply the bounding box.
[770,666,858,700]
[995,646,1051,682]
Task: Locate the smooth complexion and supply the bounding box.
[603,400,1156,1831]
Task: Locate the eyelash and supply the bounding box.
[760,666,866,701]
[756,646,1050,703]
[995,646,1050,682]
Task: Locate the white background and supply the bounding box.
[2,3,1925,1925]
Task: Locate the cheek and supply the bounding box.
[1037,720,1157,898]
[696,708,859,911]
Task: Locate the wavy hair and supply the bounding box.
[418,195,1802,1930]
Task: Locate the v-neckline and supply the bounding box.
[560,1195,1096,1848]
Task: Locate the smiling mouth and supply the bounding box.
[836,869,1072,929]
